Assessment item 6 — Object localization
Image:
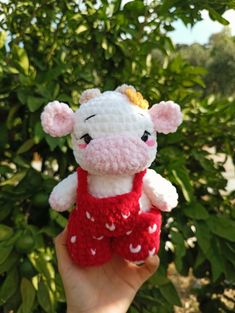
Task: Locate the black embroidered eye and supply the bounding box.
[141,130,150,142]
[80,133,93,144]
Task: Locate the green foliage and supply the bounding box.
[0,1,235,313]
[178,28,235,96]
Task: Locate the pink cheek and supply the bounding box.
[146,139,155,147]
[78,143,87,149]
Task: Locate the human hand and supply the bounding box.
[55,229,160,313]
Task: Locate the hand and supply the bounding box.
[55,229,160,313]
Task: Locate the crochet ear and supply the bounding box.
[149,101,182,134]
[79,88,101,104]
[41,101,74,137]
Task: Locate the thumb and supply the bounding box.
[136,255,160,284]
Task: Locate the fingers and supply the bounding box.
[136,255,160,284]
[54,228,73,272]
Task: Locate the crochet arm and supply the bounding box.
[143,169,178,212]
[49,172,77,212]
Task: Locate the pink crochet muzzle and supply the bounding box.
[83,136,149,175]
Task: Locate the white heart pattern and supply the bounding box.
[129,244,142,253]
[148,247,156,256]
[105,223,116,231]
[86,211,95,222]
[93,235,104,240]
[90,248,96,256]
[70,235,76,243]
[148,224,157,234]
[121,211,130,219]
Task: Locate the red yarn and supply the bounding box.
[67,168,162,267]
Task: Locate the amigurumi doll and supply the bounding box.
[41,84,182,267]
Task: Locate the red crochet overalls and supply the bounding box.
[67,168,162,266]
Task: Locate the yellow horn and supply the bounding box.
[124,88,149,110]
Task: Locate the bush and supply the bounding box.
[0,1,235,312]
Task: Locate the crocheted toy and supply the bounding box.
[41,84,182,267]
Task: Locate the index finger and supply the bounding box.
[54,228,73,272]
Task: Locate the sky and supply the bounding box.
[169,9,235,44]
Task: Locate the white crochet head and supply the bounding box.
[41,85,182,175]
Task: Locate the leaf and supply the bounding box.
[192,76,206,88]
[195,222,212,255]
[124,0,145,14]
[159,282,181,306]
[0,252,18,274]
[34,122,45,144]
[12,45,29,75]
[183,203,209,220]
[40,226,58,238]
[0,244,13,264]
[170,230,186,272]
[0,31,6,49]
[223,242,235,266]
[165,132,184,144]
[17,89,28,104]
[54,273,65,302]
[194,247,206,269]
[0,224,13,241]
[0,124,8,148]
[196,224,225,281]
[75,25,88,34]
[17,139,35,154]
[224,260,235,282]
[192,150,215,172]
[149,265,170,286]
[172,166,194,202]
[13,155,30,169]
[0,171,27,186]
[6,105,20,129]
[0,204,11,222]
[208,8,229,25]
[27,96,45,112]
[50,210,67,228]
[21,278,36,313]
[0,268,19,305]
[45,135,66,151]
[208,239,225,281]
[33,252,55,283]
[8,66,20,74]
[16,305,24,313]
[37,280,51,313]
[208,216,235,242]
[71,13,82,21]
[137,293,163,305]
[4,230,22,246]
[101,38,108,50]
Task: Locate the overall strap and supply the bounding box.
[76,167,88,195]
[132,169,146,195]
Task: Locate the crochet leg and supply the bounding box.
[67,210,112,267]
[112,209,162,263]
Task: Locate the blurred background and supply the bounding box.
[0,1,235,312]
